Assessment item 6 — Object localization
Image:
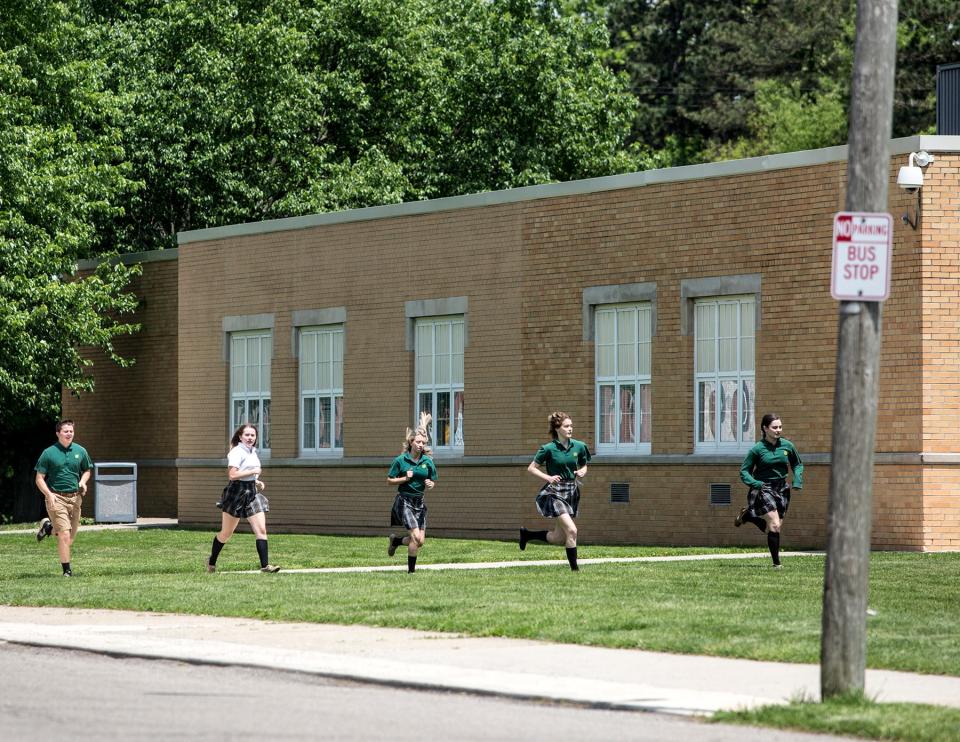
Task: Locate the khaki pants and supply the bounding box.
[46,492,82,535]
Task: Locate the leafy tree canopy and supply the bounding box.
[607,0,959,164]
[0,1,140,426]
[89,0,640,252]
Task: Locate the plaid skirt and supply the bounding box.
[391,494,427,531]
[535,479,581,519]
[746,479,791,519]
[217,480,270,519]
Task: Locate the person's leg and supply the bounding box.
[209,513,240,570]
[546,514,577,546]
[387,533,404,556]
[56,528,72,572]
[550,514,579,570]
[248,512,278,571]
[407,528,424,572]
[49,496,74,574]
[764,511,783,566]
[735,506,766,531]
[520,527,549,550]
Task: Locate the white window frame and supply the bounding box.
[229,330,272,454]
[299,325,344,457]
[415,315,464,452]
[693,295,755,453]
[595,302,652,454]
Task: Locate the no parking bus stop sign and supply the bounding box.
[831,212,893,301]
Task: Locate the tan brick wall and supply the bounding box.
[917,155,960,549]
[177,207,524,460]
[921,467,960,550]
[63,257,178,518]
[74,151,960,549]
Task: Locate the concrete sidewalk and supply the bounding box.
[1,605,957,717]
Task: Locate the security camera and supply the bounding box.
[897,165,923,192]
[897,151,933,193]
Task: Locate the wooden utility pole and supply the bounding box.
[821,0,899,698]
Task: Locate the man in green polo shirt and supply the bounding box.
[34,419,93,577]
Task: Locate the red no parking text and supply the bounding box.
[831,212,893,302]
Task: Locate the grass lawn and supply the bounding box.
[714,694,960,742]
[0,528,957,677]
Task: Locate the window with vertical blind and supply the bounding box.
[229,331,272,452]
[595,303,652,453]
[299,325,344,455]
[415,316,464,451]
[694,295,755,452]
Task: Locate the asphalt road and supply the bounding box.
[0,643,855,741]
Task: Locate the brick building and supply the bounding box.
[66,135,960,550]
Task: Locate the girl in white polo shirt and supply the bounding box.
[206,423,280,573]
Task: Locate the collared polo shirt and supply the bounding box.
[35,442,93,493]
[533,438,591,480]
[388,452,438,497]
[740,437,804,489]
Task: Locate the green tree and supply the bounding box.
[90,0,639,252]
[1,1,141,518]
[894,0,960,136]
[607,0,957,163]
[612,0,855,161]
[0,1,140,425]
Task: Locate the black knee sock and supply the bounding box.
[408,555,417,573]
[750,516,767,532]
[520,528,549,550]
[209,536,225,565]
[61,562,71,574]
[256,538,269,568]
[565,546,579,571]
[767,531,781,565]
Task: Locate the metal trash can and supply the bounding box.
[94,462,137,523]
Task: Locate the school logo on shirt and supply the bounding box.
[782,450,788,456]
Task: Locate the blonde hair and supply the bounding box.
[403,411,433,455]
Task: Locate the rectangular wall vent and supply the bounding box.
[709,483,732,505]
[610,482,630,503]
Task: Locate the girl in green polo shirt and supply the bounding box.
[737,412,804,568]
[386,413,437,573]
[519,411,591,571]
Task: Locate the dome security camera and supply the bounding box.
[897,165,923,192]
[897,151,933,193]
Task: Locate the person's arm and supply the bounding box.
[528,460,560,484]
[739,449,763,489]
[35,471,56,510]
[789,444,804,489]
[575,444,590,478]
[78,468,91,495]
[424,461,437,489]
[387,459,412,486]
[227,465,260,481]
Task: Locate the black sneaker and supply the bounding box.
[734,508,748,528]
[519,527,528,551]
[62,570,72,577]
[387,534,401,557]
[36,518,53,542]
